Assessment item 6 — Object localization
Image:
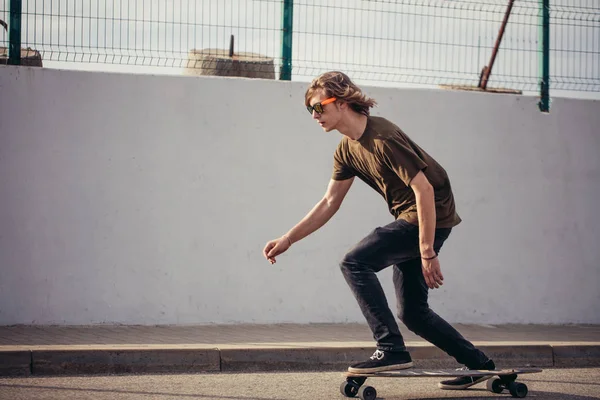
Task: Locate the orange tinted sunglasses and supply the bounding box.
[307,97,337,114]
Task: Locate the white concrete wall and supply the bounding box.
[1,65,599,326]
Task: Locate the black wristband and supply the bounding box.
[421,254,437,261]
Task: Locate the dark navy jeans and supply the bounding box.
[340,218,489,369]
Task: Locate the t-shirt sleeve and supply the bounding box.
[331,143,355,181]
[380,137,428,186]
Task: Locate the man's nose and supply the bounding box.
[312,110,320,119]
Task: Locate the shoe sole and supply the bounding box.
[347,361,414,374]
[437,375,492,390]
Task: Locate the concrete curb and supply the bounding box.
[31,348,221,376]
[553,345,600,367]
[1,344,599,376]
[0,351,31,377]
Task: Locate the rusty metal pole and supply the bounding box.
[478,0,515,89]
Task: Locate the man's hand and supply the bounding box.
[422,256,444,289]
[262,179,353,265]
[263,236,292,264]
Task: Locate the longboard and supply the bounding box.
[341,367,542,400]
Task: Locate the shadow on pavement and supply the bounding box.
[531,379,600,386]
[386,388,599,400]
[0,383,286,400]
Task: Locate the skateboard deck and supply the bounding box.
[341,367,542,400]
[345,367,542,378]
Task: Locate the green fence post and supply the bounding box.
[538,0,550,112]
[280,0,293,81]
[8,0,22,65]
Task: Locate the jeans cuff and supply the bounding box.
[377,345,407,352]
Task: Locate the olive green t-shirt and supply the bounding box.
[332,116,461,228]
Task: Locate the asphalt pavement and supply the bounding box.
[1,368,599,400]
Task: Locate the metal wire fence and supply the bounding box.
[551,0,599,92]
[1,0,599,98]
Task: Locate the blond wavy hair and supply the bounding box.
[305,71,377,116]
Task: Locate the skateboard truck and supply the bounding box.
[487,374,529,397]
[340,377,375,400]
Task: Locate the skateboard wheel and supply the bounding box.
[340,381,359,398]
[508,382,528,398]
[358,385,377,400]
[487,378,504,394]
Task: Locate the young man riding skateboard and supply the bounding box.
[263,71,495,390]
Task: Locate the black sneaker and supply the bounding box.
[348,349,413,373]
[438,359,496,390]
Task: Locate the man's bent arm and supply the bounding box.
[286,178,354,244]
[410,171,436,257]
